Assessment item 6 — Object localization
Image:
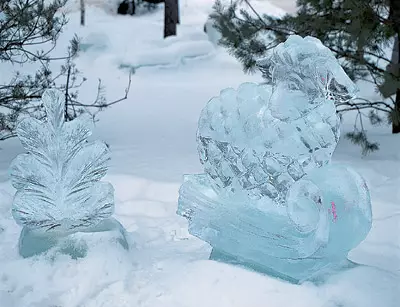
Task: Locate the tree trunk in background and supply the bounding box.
[394,88,400,134]
[164,0,178,38]
[393,36,400,133]
[390,0,400,133]
[379,35,398,99]
[176,0,180,24]
[80,0,85,26]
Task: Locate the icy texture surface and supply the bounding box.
[9,89,128,258]
[178,35,372,283]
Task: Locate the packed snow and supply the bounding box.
[0,1,399,306]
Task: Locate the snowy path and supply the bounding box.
[0,2,399,306]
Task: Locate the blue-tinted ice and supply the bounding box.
[177,35,372,283]
[9,89,128,258]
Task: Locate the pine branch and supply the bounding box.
[0,1,127,141]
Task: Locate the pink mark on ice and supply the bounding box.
[329,201,338,222]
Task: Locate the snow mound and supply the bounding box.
[80,32,111,53]
[117,37,215,71]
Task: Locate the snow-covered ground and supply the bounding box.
[0,1,399,306]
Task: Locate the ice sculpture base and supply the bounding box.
[209,248,358,284]
[177,173,369,284]
[18,218,129,259]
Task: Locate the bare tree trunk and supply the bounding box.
[164,0,178,38]
[393,40,400,133]
[390,0,400,133]
[80,0,85,26]
[176,0,180,24]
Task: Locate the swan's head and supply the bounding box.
[257,35,358,105]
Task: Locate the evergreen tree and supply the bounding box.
[0,0,130,141]
[211,0,400,154]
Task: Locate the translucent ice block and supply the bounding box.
[9,89,129,258]
[178,35,372,283]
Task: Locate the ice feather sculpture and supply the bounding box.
[10,89,128,258]
[177,35,372,283]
